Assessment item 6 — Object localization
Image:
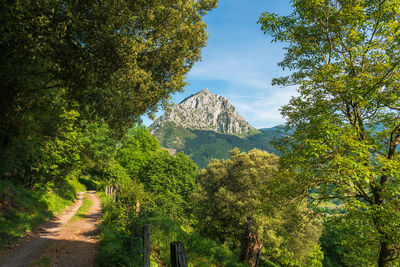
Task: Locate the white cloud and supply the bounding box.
[184,37,298,128]
[227,86,298,128]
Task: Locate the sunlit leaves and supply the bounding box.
[260,0,400,265]
[194,149,322,266]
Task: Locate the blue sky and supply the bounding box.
[143,0,295,129]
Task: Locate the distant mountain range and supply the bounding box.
[148,89,282,168]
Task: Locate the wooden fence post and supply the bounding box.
[143,224,151,267]
[114,184,119,202]
[136,201,140,214]
[170,242,188,267]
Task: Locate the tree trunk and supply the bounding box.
[378,241,392,267]
[372,191,395,267]
[240,216,263,267]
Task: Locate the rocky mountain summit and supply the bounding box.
[149,88,259,137]
[147,88,280,168]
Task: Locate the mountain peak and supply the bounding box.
[198,88,210,94]
[150,89,259,137]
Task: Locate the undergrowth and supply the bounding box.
[95,196,246,267]
[149,216,246,267]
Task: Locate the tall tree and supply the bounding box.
[0,0,216,184]
[259,1,400,266]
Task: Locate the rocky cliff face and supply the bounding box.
[149,88,258,137]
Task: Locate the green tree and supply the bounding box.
[140,151,198,220]
[0,0,217,185]
[78,120,118,178]
[259,1,400,266]
[116,126,160,178]
[194,149,322,266]
[117,126,198,220]
[321,215,378,267]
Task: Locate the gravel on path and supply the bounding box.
[0,191,102,267]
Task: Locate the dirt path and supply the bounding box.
[0,191,102,267]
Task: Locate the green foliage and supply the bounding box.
[258,259,279,267]
[1,108,82,186]
[117,126,198,220]
[96,196,143,267]
[78,120,118,178]
[149,216,246,267]
[259,0,400,265]
[0,0,218,260]
[96,126,200,265]
[321,215,378,267]
[0,0,216,190]
[97,201,246,267]
[153,124,282,169]
[0,0,217,136]
[140,151,197,220]
[116,126,160,178]
[194,148,322,266]
[194,149,280,243]
[78,176,99,190]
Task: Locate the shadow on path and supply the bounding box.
[0,191,102,267]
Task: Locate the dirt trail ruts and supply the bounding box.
[0,191,102,267]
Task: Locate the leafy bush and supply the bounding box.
[96,203,246,267]
[96,195,144,267]
[149,215,246,267]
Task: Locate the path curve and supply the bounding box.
[0,191,102,267]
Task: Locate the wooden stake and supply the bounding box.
[170,242,188,267]
[143,224,151,267]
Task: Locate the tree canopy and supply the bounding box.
[194,148,322,266]
[0,0,216,186]
[259,0,400,266]
[117,126,198,220]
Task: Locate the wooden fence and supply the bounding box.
[105,184,119,201]
[105,185,188,266]
[142,224,188,267]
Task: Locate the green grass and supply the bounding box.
[69,193,93,222]
[0,175,86,249]
[68,177,87,193]
[96,191,109,204]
